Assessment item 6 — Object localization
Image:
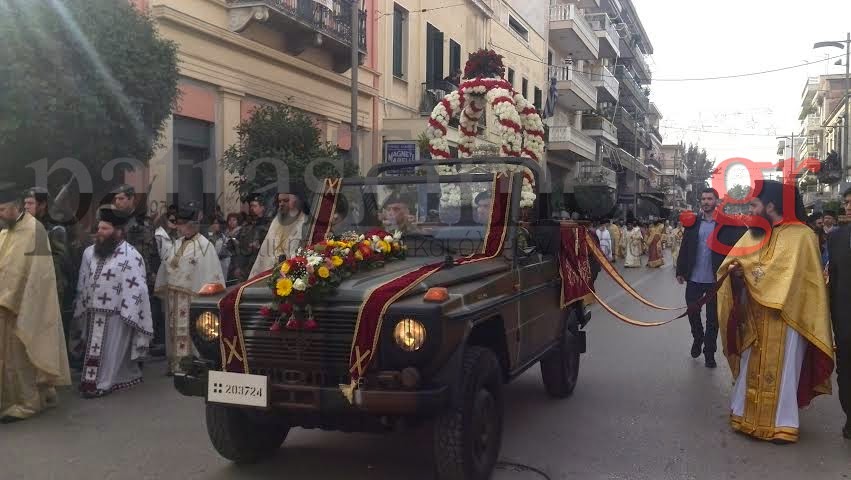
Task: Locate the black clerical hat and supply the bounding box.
[97,205,131,227]
[24,186,49,203]
[176,202,200,222]
[0,183,21,204]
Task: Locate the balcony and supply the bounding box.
[584,13,620,58]
[549,4,599,60]
[589,65,619,101]
[549,65,597,111]
[227,0,367,73]
[582,115,618,144]
[576,162,617,188]
[615,65,649,111]
[806,114,823,132]
[547,124,596,163]
[615,147,649,177]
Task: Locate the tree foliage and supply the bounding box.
[0,0,179,191]
[220,103,356,202]
[683,143,718,206]
[723,184,750,214]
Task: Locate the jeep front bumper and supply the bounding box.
[174,359,449,416]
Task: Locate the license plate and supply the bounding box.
[207,371,269,408]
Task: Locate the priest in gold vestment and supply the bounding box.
[248,191,308,278]
[717,180,834,443]
[0,187,71,421]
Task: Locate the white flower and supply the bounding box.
[393,231,402,241]
[358,234,365,241]
[293,279,307,291]
[383,235,393,243]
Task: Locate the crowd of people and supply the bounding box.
[592,217,684,270]
[0,183,312,422]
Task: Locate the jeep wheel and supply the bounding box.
[540,310,581,398]
[205,404,289,464]
[433,346,504,480]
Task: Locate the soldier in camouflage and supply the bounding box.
[231,195,269,282]
[23,187,72,334]
[112,185,164,353]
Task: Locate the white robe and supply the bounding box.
[155,234,224,373]
[596,228,613,261]
[248,213,308,278]
[73,242,154,396]
[730,325,807,430]
[624,228,644,268]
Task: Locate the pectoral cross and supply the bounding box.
[751,264,766,284]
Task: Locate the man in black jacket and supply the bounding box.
[827,187,851,439]
[676,188,745,368]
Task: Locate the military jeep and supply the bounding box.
[175,158,592,480]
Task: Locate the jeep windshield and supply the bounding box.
[320,176,502,258]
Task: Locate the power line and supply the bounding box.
[660,124,784,137]
[487,42,845,83]
[376,2,467,19]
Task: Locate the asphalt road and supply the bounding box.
[3,251,850,480]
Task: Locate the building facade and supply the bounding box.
[659,143,688,212]
[131,0,380,214]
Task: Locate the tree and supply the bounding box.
[683,143,717,206]
[0,0,179,198]
[221,103,356,202]
[723,184,750,214]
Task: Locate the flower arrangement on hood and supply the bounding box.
[425,49,545,211]
[263,230,405,330]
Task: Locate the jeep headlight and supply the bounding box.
[195,311,220,342]
[393,318,426,352]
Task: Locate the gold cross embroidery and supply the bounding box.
[349,346,371,376]
[223,337,243,365]
[751,265,766,284]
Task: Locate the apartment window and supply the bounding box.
[449,40,461,76]
[392,4,408,78]
[534,87,542,111]
[522,78,529,99]
[548,50,553,66]
[426,23,444,86]
[508,15,528,41]
[507,68,515,86]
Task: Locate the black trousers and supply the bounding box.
[837,342,850,423]
[686,281,718,354]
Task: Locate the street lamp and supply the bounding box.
[814,34,851,180]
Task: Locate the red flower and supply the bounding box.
[285,317,301,330]
[278,302,293,315]
[294,292,306,304]
[269,320,282,332]
[259,306,272,318]
[303,318,318,331]
[308,275,317,286]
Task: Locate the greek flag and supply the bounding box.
[542,76,558,119]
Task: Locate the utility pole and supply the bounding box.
[350,0,360,171]
[633,121,639,219]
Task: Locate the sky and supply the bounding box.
[635,0,851,188]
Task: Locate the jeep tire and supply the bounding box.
[206,404,289,464]
[433,346,504,480]
[540,308,581,398]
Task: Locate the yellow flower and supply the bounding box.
[331,256,343,267]
[355,251,364,261]
[362,240,371,247]
[377,240,391,254]
[327,240,336,248]
[276,278,293,297]
[280,262,291,274]
[317,266,330,279]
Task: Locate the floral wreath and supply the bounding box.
[262,230,405,330]
[426,50,545,209]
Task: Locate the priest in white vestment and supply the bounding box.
[72,206,154,397]
[248,191,309,278]
[624,223,644,268]
[596,222,613,261]
[155,205,224,375]
[0,186,70,421]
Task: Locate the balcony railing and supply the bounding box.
[228,0,367,51]
[585,13,619,43]
[806,114,823,131]
[582,115,618,138]
[576,162,617,188]
[549,65,596,102]
[589,66,619,98]
[615,65,648,110]
[549,124,596,154]
[630,53,652,83]
[549,4,596,50]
